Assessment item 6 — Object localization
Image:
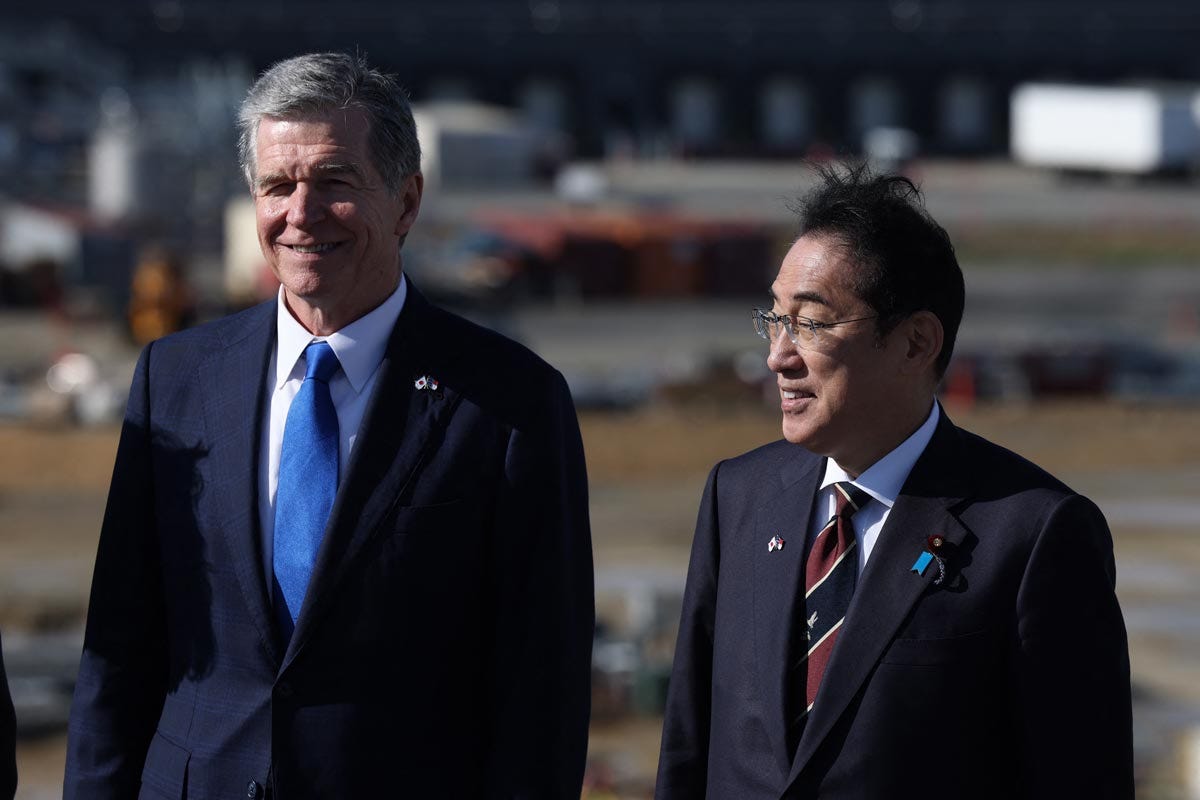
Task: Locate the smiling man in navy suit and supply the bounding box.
[65,52,593,799]
[656,165,1132,799]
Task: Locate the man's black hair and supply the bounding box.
[792,162,965,379]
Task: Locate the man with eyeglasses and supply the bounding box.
[656,165,1132,799]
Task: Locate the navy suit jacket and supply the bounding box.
[657,412,1132,799]
[0,630,15,800]
[66,285,594,799]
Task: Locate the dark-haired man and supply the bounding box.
[66,52,593,799]
[656,166,1132,799]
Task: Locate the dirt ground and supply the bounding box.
[4,399,1200,797]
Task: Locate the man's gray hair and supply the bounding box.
[237,52,420,194]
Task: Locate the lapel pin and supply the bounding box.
[768,535,785,552]
[414,375,442,395]
[911,535,948,585]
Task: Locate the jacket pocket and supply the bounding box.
[138,732,190,799]
[377,499,472,551]
[878,627,996,666]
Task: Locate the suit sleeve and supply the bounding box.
[1010,493,1133,799]
[655,461,722,799]
[0,630,16,800]
[484,369,594,798]
[65,345,168,799]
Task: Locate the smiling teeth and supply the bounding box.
[783,391,800,399]
[291,243,337,254]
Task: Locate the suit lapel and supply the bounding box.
[282,287,461,671]
[753,454,823,777]
[784,414,972,789]
[200,303,281,666]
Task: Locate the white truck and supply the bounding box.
[1011,83,1200,175]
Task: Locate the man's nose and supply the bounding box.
[766,327,802,373]
[285,183,324,227]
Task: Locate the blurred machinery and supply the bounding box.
[422,209,775,304]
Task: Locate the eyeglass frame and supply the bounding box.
[751,307,879,347]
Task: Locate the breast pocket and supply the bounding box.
[371,498,490,593]
[358,499,488,647]
[377,498,473,553]
[879,627,997,666]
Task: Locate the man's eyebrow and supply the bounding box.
[791,290,832,307]
[254,162,365,190]
[255,171,289,191]
[768,288,832,308]
[311,161,365,179]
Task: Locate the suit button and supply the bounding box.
[276,681,294,699]
[246,780,262,798]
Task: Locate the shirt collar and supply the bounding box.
[273,274,408,394]
[819,401,940,509]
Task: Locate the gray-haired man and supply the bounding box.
[65,52,593,799]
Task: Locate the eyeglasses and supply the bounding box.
[751,308,878,348]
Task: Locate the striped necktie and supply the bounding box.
[787,481,870,750]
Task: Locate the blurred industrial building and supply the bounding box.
[8,1,1200,161]
[2,3,1200,314]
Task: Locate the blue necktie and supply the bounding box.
[273,341,341,643]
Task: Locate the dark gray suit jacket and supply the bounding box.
[0,630,15,800]
[66,285,594,799]
[657,412,1132,799]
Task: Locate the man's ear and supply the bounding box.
[394,172,424,237]
[898,311,944,377]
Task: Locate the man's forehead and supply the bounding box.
[256,108,371,146]
[771,234,856,306]
[785,233,851,269]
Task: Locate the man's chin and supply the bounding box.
[280,283,330,308]
[781,415,827,449]
[276,268,345,300]
[781,419,809,446]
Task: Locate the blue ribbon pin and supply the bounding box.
[911,551,934,576]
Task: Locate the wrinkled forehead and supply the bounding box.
[250,113,378,190]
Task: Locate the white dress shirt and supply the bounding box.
[257,276,407,588]
[807,402,940,576]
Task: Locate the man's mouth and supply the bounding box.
[284,243,340,254]
[782,389,814,400]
